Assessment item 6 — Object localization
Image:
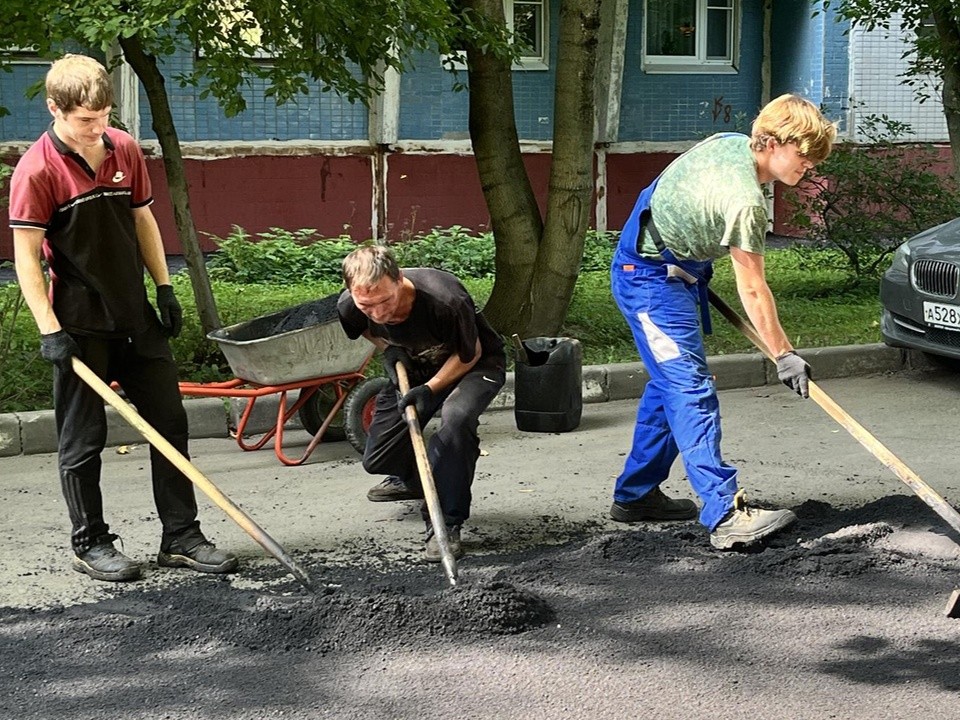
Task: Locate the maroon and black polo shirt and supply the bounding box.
[9,125,156,337]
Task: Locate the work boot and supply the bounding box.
[610,487,699,522]
[709,490,797,550]
[72,539,142,582]
[158,539,239,574]
[366,475,424,502]
[425,526,463,563]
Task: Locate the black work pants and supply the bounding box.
[362,351,506,527]
[54,323,202,554]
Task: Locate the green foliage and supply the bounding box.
[0,163,12,206]
[391,226,496,277]
[0,0,512,117]
[206,226,357,284]
[207,224,619,284]
[818,2,951,104]
[784,114,960,277]
[0,211,882,411]
[0,274,52,413]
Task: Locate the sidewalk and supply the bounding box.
[0,342,913,457]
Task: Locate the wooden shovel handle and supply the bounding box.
[71,357,316,593]
[707,288,960,537]
[395,362,458,586]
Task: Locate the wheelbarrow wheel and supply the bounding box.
[297,385,347,442]
[343,376,390,455]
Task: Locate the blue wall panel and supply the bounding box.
[398,0,559,141]
[138,48,368,142]
[618,0,765,141]
[0,61,58,141]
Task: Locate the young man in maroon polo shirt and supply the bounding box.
[9,54,237,582]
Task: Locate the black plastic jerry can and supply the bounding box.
[514,337,583,433]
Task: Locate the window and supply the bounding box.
[0,46,45,64]
[510,0,548,69]
[443,0,549,71]
[643,0,739,74]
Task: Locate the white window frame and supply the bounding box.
[642,0,740,75]
[0,46,46,64]
[442,0,549,72]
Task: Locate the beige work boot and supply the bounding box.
[709,490,796,550]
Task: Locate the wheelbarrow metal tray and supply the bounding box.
[207,295,374,386]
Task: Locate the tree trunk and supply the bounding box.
[527,0,602,336]
[118,33,222,334]
[462,0,543,335]
[930,7,960,178]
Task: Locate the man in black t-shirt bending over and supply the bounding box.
[338,246,506,562]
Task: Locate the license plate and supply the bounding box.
[923,301,960,330]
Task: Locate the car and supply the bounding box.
[881,217,960,360]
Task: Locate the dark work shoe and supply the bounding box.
[366,475,424,502]
[72,541,142,582]
[710,490,797,550]
[610,487,699,522]
[425,526,463,563]
[158,540,239,574]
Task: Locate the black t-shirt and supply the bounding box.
[338,268,503,377]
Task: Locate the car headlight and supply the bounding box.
[888,242,911,276]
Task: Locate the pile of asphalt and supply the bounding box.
[2,495,958,719]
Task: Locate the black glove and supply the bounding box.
[399,384,433,418]
[382,345,413,388]
[156,285,183,338]
[40,330,80,372]
[776,351,811,399]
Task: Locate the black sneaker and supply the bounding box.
[158,540,239,574]
[610,487,699,522]
[425,526,463,563]
[366,476,425,502]
[73,541,142,582]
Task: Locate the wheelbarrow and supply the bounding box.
[178,295,389,466]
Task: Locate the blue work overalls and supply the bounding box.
[611,173,739,531]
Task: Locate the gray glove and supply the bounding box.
[382,345,413,388]
[156,285,183,338]
[40,330,80,372]
[776,351,811,399]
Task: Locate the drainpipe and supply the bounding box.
[369,59,400,243]
[108,45,141,140]
[593,0,630,232]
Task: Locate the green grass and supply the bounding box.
[0,250,882,413]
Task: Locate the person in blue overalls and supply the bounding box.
[610,94,837,549]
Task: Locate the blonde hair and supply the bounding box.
[342,245,401,289]
[46,54,114,114]
[751,93,837,164]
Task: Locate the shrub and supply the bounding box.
[206,226,357,284]
[785,114,960,277]
[390,226,496,277]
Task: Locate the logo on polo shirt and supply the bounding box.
[112,171,125,183]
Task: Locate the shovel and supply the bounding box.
[395,361,458,587]
[71,357,316,594]
[707,289,960,538]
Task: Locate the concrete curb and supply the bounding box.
[0,343,916,457]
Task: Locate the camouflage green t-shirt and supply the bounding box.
[640,133,767,261]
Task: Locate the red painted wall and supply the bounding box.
[605,152,677,229]
[384,152,556,238]
[0,153,374,258]
[148,154,374,253]
[7,142,943,260]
